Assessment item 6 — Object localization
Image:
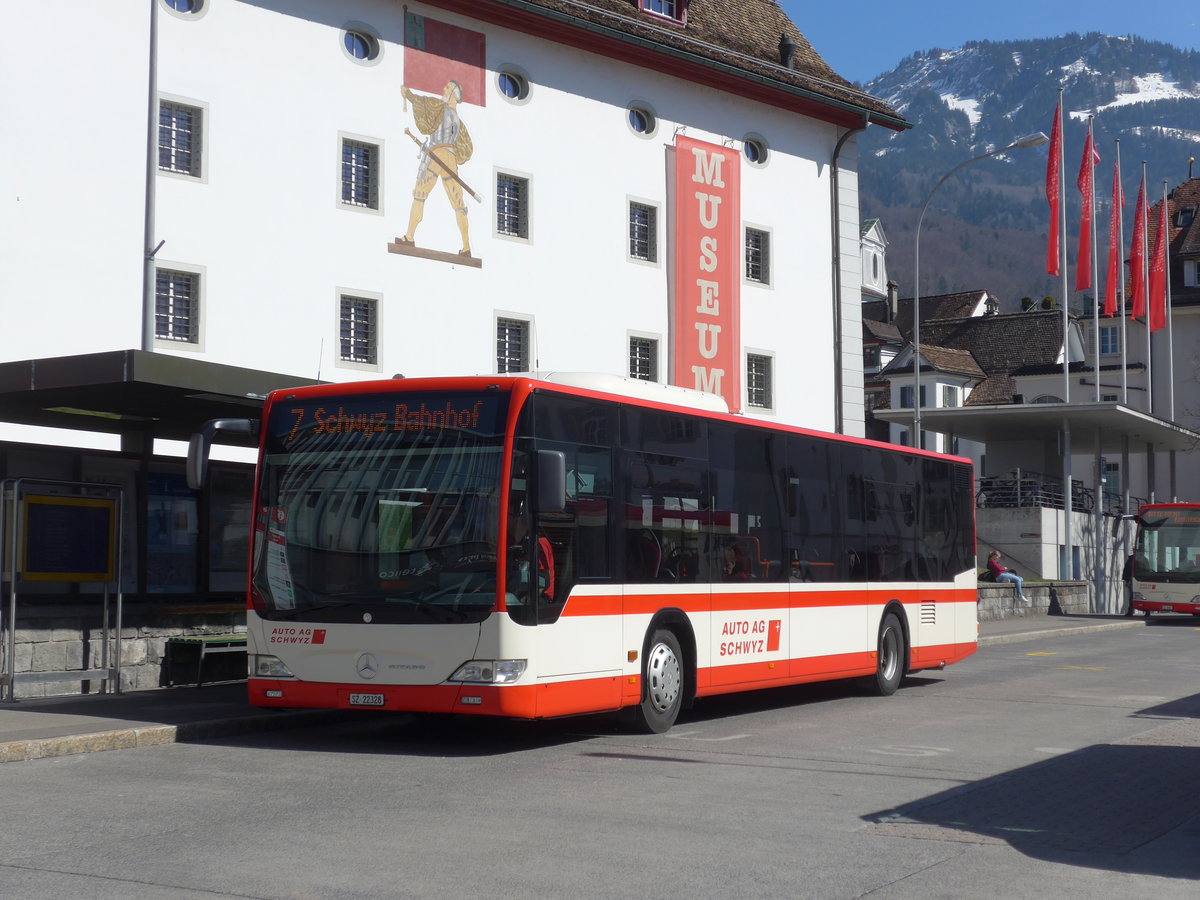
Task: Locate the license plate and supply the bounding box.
[349,692,385,707]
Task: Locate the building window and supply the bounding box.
[745,227,770,284]
[158,101,202,177]
[627,105,656,137]
[942,385,959,407]
[864,346,881,369]
[161,0,205,16]
[155,269,199,343]
[899,384,926,409]
[340,138,380,209]
[497,70,530,102]
[497,317,530,373]
[1103,459,1122,491]
[629,202,657,262]
[629,337,658,381]
[864,391,884,412]
[643,0,683,21]
[339,296,377,364]
[1099,325,1120,355]
[1184,260,1199,288]
[746,353,773,409]
[496,173,529,239]
[742,135,768,167]
[342,28,380,62]
[1102,393,1119,402]
[1178,207,1196,228]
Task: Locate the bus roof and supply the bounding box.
[267,374,971,467]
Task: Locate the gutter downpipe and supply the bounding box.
[830,114,870,435]
[141,0,159,353]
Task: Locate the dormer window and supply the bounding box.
[643,1,685,23]
[1177,207,1196,228]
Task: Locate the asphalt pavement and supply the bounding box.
[0,613,1156,764]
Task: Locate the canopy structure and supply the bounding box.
[0,350,322,444]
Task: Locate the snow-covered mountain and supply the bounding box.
[858,34,1200,305]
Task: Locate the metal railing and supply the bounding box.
[976,470,1145,516]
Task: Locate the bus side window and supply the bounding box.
[710,423,785,582]
[785,436,838,582]
[623,452,707,583]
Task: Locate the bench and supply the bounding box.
[166,635,248,687]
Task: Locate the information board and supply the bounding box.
[22,495,117,582]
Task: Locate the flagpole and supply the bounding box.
[1057,92,1073,584]
[1142,162,1152,414]
[1116,141,1127,403]
[1163,179,1175,421]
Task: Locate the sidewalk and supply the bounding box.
[0,614,1151,764]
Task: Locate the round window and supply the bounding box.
[628,106,656,136]
[497,71,529,102]
[743,137,768,165]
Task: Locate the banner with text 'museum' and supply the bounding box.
[673,135,741,413]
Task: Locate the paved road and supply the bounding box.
[1,620,1197,899]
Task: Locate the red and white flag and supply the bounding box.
[1103,156,1123,316]
[1045,100,1063,276]
[1129,176,1148,320]
[1148,197,1169,332]
[1075,122,1100,291]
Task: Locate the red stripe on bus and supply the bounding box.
[562,587,976,617]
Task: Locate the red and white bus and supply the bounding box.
[189,373,978,732]
[1128,503,1200,616]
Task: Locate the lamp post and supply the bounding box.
[911,132,1048,448]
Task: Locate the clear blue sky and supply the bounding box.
[780,1,1200,85]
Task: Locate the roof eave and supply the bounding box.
[421,0,909,131]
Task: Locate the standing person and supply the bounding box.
[987,550,1028,603]
[399,81,473,256]
[1122,553,1136,616]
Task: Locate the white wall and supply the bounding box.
[0,0,148,358]
[147,0,846,430]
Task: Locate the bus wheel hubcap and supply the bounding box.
[646,642,681,712]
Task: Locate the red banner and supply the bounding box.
[673,136,741,412]
[403,12,486,106]
[1045,100,1062,276]
[1104,158,1123,316]
[1130,177,1148,320]
[1148,199,1168,332]
[1075,123,1100,291]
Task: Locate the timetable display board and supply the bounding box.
[21,495,117,583]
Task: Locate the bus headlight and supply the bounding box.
[449,659,527,684]
[1131,592,1145,603]
[250,654,294,678]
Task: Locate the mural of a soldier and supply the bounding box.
[399,80,474,256]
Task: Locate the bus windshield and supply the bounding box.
[253,391,509,624]
[1134,509,1200,584]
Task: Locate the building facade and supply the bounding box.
[0,0,903,694]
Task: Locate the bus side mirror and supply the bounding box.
[186,418,260,490]
[536,449,566,513]
[1111,512,1138,538]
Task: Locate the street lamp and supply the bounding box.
[911,131,1048,448]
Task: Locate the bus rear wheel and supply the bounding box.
[633,629,683,733]
[871,612,906,696]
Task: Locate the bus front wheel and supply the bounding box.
[633,628,683,733]
[871,612,906,696]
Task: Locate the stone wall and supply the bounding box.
[5,602,245,699]
[977,581,1090,621]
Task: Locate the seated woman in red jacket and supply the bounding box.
[987,550,1028,603]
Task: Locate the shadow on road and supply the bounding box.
[862,691,1200,881]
